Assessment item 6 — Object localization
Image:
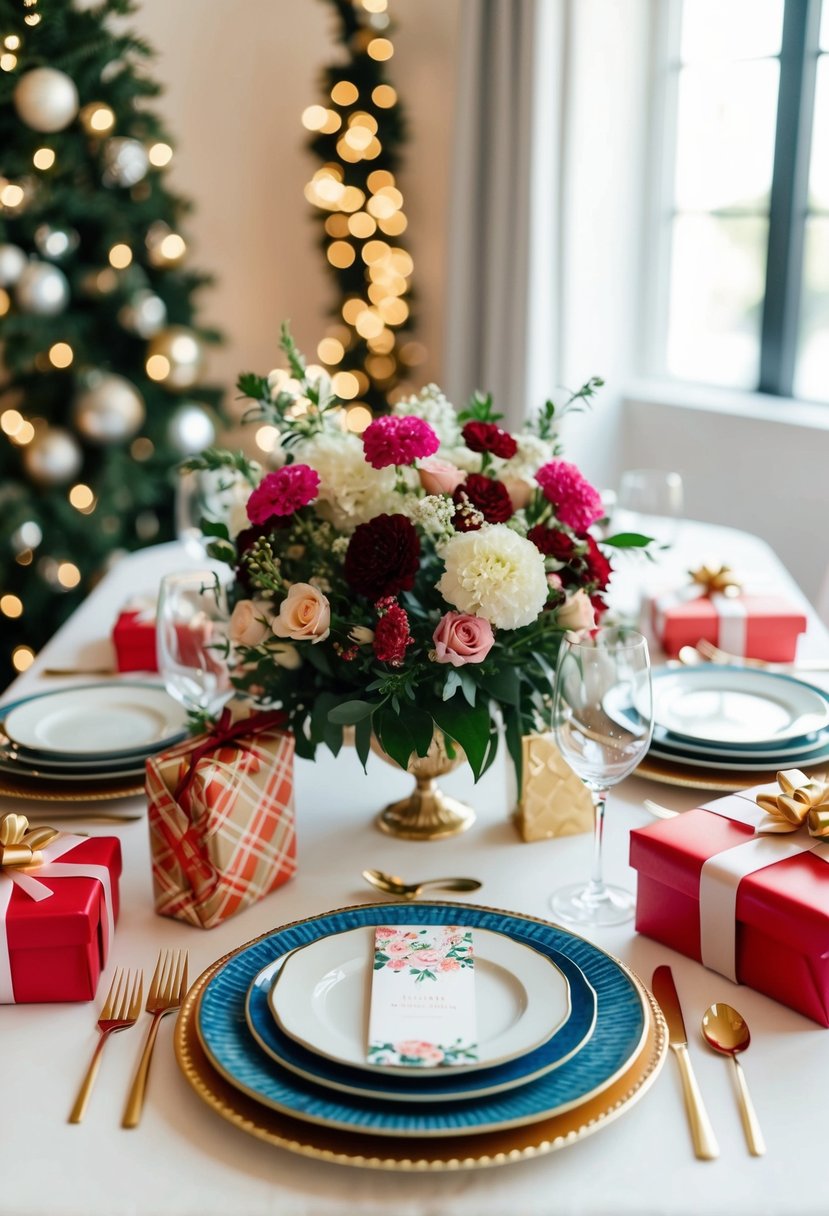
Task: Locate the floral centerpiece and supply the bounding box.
[186,327,647,834]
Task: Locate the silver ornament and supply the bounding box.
[73,373,145,444]
[13,68,79,133]
[33,224,80,261]
[117,289,166,337]
[0,245,27,287]
[166,402,216,455]
[22,428,83,486]
[145,325,206,390]
[102,137,149,188]
[15,261,70,316]
[10,520,43,553]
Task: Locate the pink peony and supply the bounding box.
[439,958,461,971]
[272,582,330,643]
[418,457,465,496]
[387,958,408,970]
[396,1040,445,1064]
[388,941,410,954]
[412,950,440,964]
[535,460,603,532]
[432,611,494,667]
[362,415,440,469]
[246,464,320,523]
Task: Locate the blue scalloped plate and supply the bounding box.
[196,903,647,1138]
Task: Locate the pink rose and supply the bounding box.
[500,477,533,511]
[555,588,596,637]
[412,950,440,964]
[396,1040,445,1064]
[228,599,270,647]
[388,941,410,954]
[432,611,494,667]
[272,582,330,643]
[387,958,408,970]
[418,457,465,496]
[439,958,461,971]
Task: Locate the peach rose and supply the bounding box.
[555,588,596,637]
[432,611,494,667]
[273,582,330,643]
[229,599,270,647]
[500,477,533,511]
[418,457,465,496]
[271,642,301,669]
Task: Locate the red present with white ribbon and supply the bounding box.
[630,772,829,1025]
[0,815,120,1003]
[112,598,157,672]
[146,709,296,929]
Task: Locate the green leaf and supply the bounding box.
[442,669,461,701]
[480,665,522,708]
[503,706,524,797]
[328,699,375,725]
[200,518,230,540]
[458,670,478,706]
[355,713,372,771]
[601,532,654,548]
[374,704,414,771]
[429,696,492,780]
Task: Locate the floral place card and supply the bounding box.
[367,925,478,1067]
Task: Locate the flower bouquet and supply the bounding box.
[185,327,648,838]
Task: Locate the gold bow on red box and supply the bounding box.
[756,769,829,839]
[0,813,59,869]
[688,563,743,598]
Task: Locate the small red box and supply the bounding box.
[112,608,158,673]
[4,836,121,1003]
[650,591,806,661]
[630,809,829,1025]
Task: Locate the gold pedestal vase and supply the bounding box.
[370,733,475,841]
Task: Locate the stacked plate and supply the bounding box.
[0,682,187,802]
[626,666,829,791]
[176,902,667,1171]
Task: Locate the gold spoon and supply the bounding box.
[701,1002,766,1156]
[362,868,482,900]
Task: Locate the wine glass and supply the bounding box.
[551,627,653,927]
[156,571,233,716]
[175,468,249,560]
[617,468,684,549]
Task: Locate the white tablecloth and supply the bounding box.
[3,524,828,1216]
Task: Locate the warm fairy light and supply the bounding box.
[146,354,171,381]
[48,342,73,368]
[4,34,21,49]
[255,425,280,453]
[367,170,395,192]
[148,142,173,167]
[1,408,24,436]
[95,268,118,293]
[343,126,373,153]
[327,240,356,269]
[331,81,358,106]
[302,104,328,131]
[0,289,9,317]
[340,186,365,212]
[319,110,342,135]
[10,420,35,445]
[342,298,365,325]
[366,354,396,380]
[378,211,407,235]
[0,594,23,618]
[69,483,94,511]
[317,337,345,365]
[130,436,154,460]
[12,645,35,672]
[1,183,24,208]
[0,53,17,71]
[331,371,360,399]
[355,309,384,339]
[400,341,427,365]
[23,12,41,25]
[362,239,390,264]
[367,38,393,61]
[345,403,373,432]
[108,243,132,269]
[159,233,186,262]
[350,112,378,133]
[372,84,397,107]
[324,214,350,237]
[87,104,115,132]
[336,138,362,165]
[361,0,388,10]
[368,329,395,353]
[367,194,397,220]
[57,562,81,589]
[348,211,376,238]
[378,297,409,326]
[33,147,55,169]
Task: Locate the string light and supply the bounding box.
[148,142,173,167]
[146,354,171,381]
[367,38,393,60]
[4,34,21,49]
[1,183,24,208]
[108,243,132,269]
[317,337,345,364]
[255,425,280,453]
[330,81,358,106]
[0,594,23,618]
[33,147,55,169]
[11,646,35,672]
[57,562,81,589]
[69,483,95,511]
[0,52,17,71]
[130,436,154,460]
[48,342,73,368]
[0,289,9,316]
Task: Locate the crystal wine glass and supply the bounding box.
[175,468,249,560]
[617,468,684,549]
[156,571,233,715]
[551,627,653,927]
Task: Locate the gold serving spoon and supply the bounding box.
[362,868,482,900]
[701,1003,766,1156]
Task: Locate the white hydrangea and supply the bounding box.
[411,494,456,537]
[437,524,548,630]
[293,431,397,532]
[393,384,462,448]
[499,432,555,482]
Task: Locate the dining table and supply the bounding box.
[2,518,828,1216]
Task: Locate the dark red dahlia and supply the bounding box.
[373,601,414,666]
[344,513,420,601]
[527,525,576,561]
[462,420,518,460]
[583,534,612,591]
[453,474,513,527]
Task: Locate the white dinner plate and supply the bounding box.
[0,754,147,783]
[639,667,829,746]
[647,739,829,772]
[269,926,571,1077]
[2,683,187,758]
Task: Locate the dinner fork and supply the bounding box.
[121,949,188,1129]
[695,638,829,671]
[68,968,143,1124]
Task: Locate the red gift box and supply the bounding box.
[630,796,829,1025]
[650,589,806,661]
[1,832,121,1003]
[113,607,158,672]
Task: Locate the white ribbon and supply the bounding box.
[0,834,116,1004]
[697,787,829,983]
[712,592,747,657]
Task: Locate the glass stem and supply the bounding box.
[586,788,610,902]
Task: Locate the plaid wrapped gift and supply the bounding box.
[146,709,296,929]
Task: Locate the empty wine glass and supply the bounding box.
[551,627,653,927]
[156,571,233,716]
[175,468,249,560]
[617,468,684,548]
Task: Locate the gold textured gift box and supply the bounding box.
[513,733,594,841]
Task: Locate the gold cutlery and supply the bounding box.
[68,968,143,1124]
[702,1002,766,1156]
[652,965,719,1160]
[41,667,119,677]
[689,639,829,672]
[121,949,188,1129]
[362,868,483,900]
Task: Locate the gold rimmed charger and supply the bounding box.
[0,771,145,802]
[174,906,667,1171]
[638,753,828,793]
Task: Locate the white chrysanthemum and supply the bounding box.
[500,432,555,482]
[393,384,461,447]
[293,431,397,532]
[437,525,548,629]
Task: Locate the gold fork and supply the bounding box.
[121,949,188,1129]
[68,968,143,1124]
[696,638,829,671]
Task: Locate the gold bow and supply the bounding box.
[688,563,743,598]
[755,769,829,839]
[0,813,59,869]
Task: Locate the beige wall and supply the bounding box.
[134,0,459,419]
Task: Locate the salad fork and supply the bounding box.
[695,638,829,671]
[68,968,143,1124]
[122,949,188,1129]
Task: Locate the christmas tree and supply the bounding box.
[0,0,221,685]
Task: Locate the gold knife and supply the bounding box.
[652,965,719,1160]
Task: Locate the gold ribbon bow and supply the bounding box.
[0,813,59,869]
[688,563,743,599]
[755,769,829,839]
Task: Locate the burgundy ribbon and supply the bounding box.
[173,708,287,803]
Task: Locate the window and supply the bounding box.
[653,0,828,402]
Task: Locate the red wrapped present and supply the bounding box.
[146,708,296,929]
[630,772,829,1025]
[0,814,121,1003]
[649,564,806,661]
[112,600,157,672]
